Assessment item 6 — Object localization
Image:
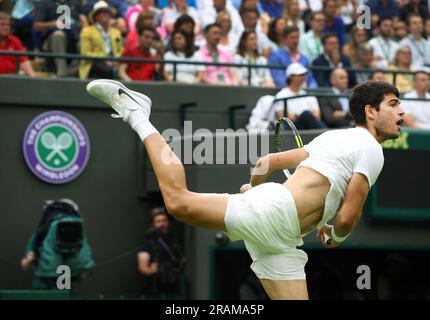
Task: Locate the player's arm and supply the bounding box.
[319,172,370,247]
[246,148,309,189]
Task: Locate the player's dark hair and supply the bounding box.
[349,81,399,126]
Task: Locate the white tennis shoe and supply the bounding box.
[86,79,152,123]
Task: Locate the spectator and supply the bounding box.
[164,30,204,83]
[200,0,244,46]
[402,70,430,129]
[234,30,275,87]
[282,0,305,35]
[299,11,325,63]
[385,46,414,93]
[161,0,200,37]
[354,44,377,83]
[272,63,326,129]
[137,207,185,297]
[126,0,162,33]
[399,0,430,22]
[343,25,368,65]
[216,10,238,55]
[399,14,430,68]
[260,0,283,19]
[34,0,88,77]
[393,19,408,42]
[125,11,155,51]
[312,32,356,88]
[318,68,354,128]
[368,17,399,68]
[0,11,34,76]
[322,0,346,48]
[368,0,400,25]
[339,0,358,32]
[240,8,271,56]
[369,69,386,81]
[84,0,128,33]
[196,23,239,85]
[266,17,286,51]
[173,14,200,48]
[268,26,317,87]
[79,1,123,80]
[119,25,159,81]
[239,0,271,35]
[11,0,42,52]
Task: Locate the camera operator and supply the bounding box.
[137,207,186,297]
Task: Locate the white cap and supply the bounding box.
[285,62,308,79]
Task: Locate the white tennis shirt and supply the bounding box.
[297,127,384,229]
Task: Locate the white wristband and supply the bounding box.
[331,227,349,243]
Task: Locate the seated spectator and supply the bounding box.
[393,19,408,42]
[399,0,429,23]
[368,0,400,27]
[268,26,317,88]
[402,70,430,129]
[216,10,239,55]
[0,11,34,76]
[11,0,42,52]
[200,0,244,46]
[282,0,305,35]
[260,0,283,19]
[385,46,414,93]
[137,207,186,297]
[299,11,325,64]
[338,0,357,32]
[164,30,204,83]
[34,0,88,77]
[322,0,346,48]
[161,0,200,38]
[272,63,326,129]
[369,69,386,81]
[354,43,378,84]
[84,0,128,33]
[126,0,162,33]
[234,30,275,87]
[79,2,123,79]
[174,14,199,48]
[318,68,354,128]
[119,25,159,81]
[240,8,271,57]
[343,25,368,65]
[196,23,239,85]
[125,11,155,51]
[312,32,356,88]
[368,17,399,69]
[239,0,271,35]
[399,14,430,68]
[266,17,286,52]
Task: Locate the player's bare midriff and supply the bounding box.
[283,167,331,235]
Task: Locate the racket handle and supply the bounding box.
[323,233,332,245]
[283,169,291,178]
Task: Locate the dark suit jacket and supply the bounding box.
[318,89,354,128]
[312,54,357,88]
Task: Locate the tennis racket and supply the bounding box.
[274,117,304,179]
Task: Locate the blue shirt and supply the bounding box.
[261,0,283,18]
[268,48,317,88]
[368,0,400,19]
[324,17,346,48]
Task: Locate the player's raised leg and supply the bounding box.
[87,80,228,231]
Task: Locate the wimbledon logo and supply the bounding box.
[23,111,90,184]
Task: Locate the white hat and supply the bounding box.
[285,62,308,79]
[90,1,114,22]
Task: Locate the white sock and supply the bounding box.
[134,120,158,141]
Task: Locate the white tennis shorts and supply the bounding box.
[224,182,308,280]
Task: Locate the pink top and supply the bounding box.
[196,46,234,85]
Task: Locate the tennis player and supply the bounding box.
[87,80,404,299]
